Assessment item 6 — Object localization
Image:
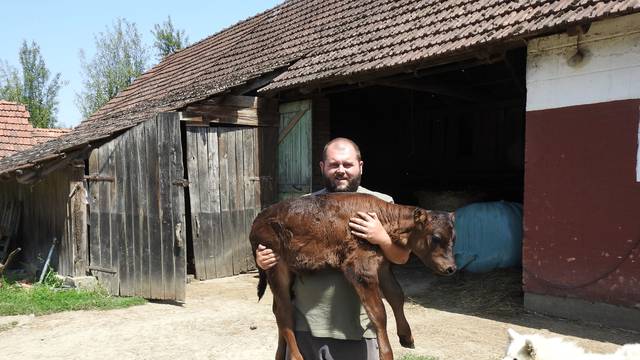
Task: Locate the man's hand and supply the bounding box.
[256,244,279,270]
[349,212,391,246]
[349,212,410,264]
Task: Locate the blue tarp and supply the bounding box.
[453,201,523,273]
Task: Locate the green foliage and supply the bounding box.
[76,18,148,120]
[40,266,63,288]
[0,40,63,128]
[0,276,146,316]
[151,16,189,61]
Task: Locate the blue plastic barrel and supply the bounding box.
[453,201,523,273]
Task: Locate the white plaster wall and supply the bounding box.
[526,12,640,112]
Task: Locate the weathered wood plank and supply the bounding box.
[186,127,206,280]
[113,133,130,296]
[103,140,119,295]
[217,127,234,276]
[207,127,224,278]
[158,114,176,299]
[277,100,312,200]
[233,128,246,274]
[242,127,257,271]
[125,126,142,294]
[138,121,151,298]
[258,126,278,209]
[88,149,101,276]
[69,167,88,277]
[125,128,137,295]
[146,117,164,299]
[197,127,214,279]
[169,116,186,301]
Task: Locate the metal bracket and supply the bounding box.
[84,175,115,182]
[172,179,190,187]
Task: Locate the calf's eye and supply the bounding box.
[431,235,442,244]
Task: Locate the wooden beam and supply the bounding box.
[372,79,482,102]
[230,69,287,95]
[183,95,279,126]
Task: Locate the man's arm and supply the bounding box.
[349,212,411,264]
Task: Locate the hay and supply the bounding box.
[414,190,488,212]
[404,267,524,318]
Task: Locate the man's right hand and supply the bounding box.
[256,244,279,270]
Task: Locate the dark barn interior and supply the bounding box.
[327,48,527,208]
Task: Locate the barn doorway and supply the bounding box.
[183,125,260,280]
[327,48,526,207]
[323,48,527,317]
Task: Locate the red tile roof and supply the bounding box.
[0,101,70,159]
[32,128,71,144]
[1,0,639,174]
[0,101,34,159]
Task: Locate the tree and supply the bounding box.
[151,16,189,61]
[0,40,63,128]
[76,18,148,119]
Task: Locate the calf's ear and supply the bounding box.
[507,328,520,340]
[413,208,429,224]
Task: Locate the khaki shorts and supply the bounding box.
[286,331,379,360]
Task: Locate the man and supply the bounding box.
[256,137,410,360]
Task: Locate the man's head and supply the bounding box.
[320,138,363,192]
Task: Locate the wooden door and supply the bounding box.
[278,100,312,200]
[88,112,187,301]
[185,125,260,279]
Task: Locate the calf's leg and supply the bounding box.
[344,267,393,360]
[269,264,303,360]
[379,263,414,348]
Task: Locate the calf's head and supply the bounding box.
[407,208,456,275]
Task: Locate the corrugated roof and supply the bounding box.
[1,0,639,174]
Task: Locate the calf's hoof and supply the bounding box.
[399,335,415,349]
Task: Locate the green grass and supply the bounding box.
[0,278,146,316]
[399,355,438,360]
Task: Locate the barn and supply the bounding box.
[0,0,638,328]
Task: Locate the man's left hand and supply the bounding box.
[349,212,391,246]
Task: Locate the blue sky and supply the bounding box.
[0,0,283,128]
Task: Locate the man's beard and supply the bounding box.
[324,173,361,193]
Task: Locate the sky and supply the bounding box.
[0,0,283,128]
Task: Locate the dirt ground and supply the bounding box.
[2,265,638,360]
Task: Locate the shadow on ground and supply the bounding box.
[393,259,639,345]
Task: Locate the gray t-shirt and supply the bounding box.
[294,186,393,340]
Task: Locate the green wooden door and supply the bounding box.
[278,100,312,200]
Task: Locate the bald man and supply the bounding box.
[256,138,409,360]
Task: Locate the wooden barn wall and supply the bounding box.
[0,167,80,277]
[183,95,278,280]
[524,13,640,310]
[186,124,277,279]
[88,114,186,300]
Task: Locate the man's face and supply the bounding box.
[320,142,363,192]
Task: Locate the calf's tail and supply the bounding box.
[257,268,267,301]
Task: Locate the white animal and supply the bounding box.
[502,328,640,360]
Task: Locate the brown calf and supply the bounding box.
[250,192,456,360]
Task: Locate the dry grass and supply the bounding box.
[404,267,524,318]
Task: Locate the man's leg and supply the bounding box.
[287,331,379,360]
